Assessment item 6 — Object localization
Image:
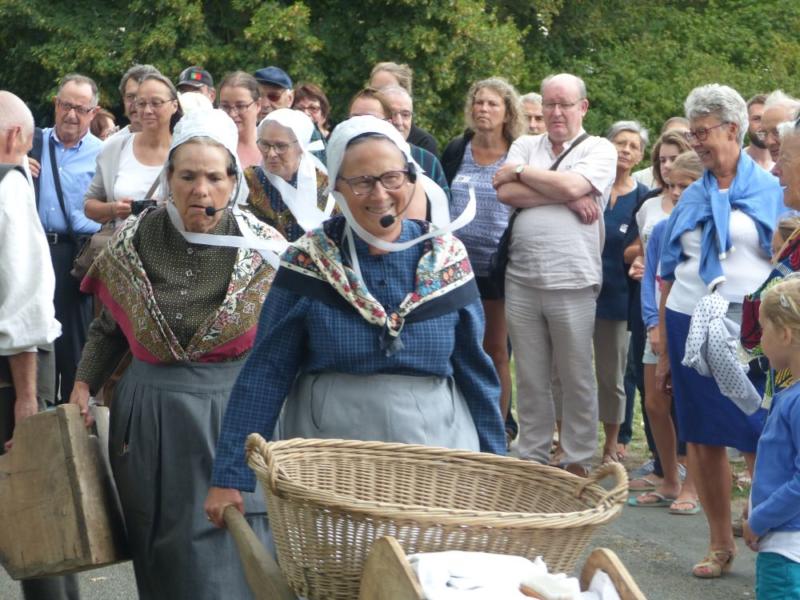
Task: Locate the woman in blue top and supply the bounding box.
[204,116,505,522]
[744,278,800,599]
[442,77,525,437]
[595,121,650,464]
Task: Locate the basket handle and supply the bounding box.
[245,433,286,497]
[574,462,628,508]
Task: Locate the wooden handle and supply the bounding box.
[223,506,294,600]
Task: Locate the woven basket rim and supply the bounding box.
[246,436,628,527]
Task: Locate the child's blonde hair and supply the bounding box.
[761,277,800,341]
[669,151,703,182]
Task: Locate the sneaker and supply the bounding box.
[629,459,655,479]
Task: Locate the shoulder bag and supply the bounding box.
[488,133,590,295]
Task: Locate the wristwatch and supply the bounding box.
[515,164,525,181]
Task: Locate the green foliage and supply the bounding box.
[2,0,800,147]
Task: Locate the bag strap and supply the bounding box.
[0,164,26,186]
[144,175,160,200]
[509,131,592,221]
[48,133,74,237]
[29,127,43,204]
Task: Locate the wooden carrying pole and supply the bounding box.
[223,506,294,600]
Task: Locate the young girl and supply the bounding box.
[629,151,702,514]
[744,277,800,599]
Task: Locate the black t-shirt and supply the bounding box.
[407,124,439,157]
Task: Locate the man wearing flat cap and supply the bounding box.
[177,66,216,103]
[253,66,294,121]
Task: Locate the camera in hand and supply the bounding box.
[131,199,157,215]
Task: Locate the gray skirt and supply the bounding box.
[110,358,268,600]
[275,372,480,450]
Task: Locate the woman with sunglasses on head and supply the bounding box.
[84,73,180,224]
[243,108,333,241]
[218,71,262,169]
[70,109,286,599]
[205,115,506,526]
[658,84,784,578]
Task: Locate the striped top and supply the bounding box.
[449,142,510,276]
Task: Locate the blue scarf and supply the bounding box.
[660,151,782,290]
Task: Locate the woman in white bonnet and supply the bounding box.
[70,109,286,599]
[206,115,505,526]
[244,107,332,240]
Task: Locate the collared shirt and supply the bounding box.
[505,129,617,290]
[37,127,102,235]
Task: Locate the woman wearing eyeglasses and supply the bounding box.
[658,84,783,579]
[84,74,181,223]
[243,108,332,241]
[205,116,506,525]
[218,71,262,169]
[293,82,332,140]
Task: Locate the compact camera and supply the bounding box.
[130,199,158,215]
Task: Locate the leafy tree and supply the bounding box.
[3,0,800,148]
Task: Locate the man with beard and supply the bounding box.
[744,94,774,171]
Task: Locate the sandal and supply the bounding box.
[692,548,735,578]
[628,474,662,492]
[669,498,701,515]
[628,491,676,508]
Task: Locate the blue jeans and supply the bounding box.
[757,552,800,600]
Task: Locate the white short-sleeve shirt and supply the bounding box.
[505,130,617,289]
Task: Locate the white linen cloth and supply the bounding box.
[407,551,621,600]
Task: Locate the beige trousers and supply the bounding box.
[506,280,598,466]
[593,318,629,424]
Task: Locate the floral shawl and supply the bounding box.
[243,165,330,241]
[80,208,282,364]
[275,217,478,355]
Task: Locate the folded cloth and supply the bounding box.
[580,570,621,600]
[408,551,545,599]
[682,292,762,414]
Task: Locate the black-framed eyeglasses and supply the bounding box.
[220,100,256,115]
[56,99,96,115]
[256,139,298,155]
[684,122,727,143]
[337,170,409,196]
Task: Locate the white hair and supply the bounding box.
[764,90,800,121]
[684,83,748,146]
[541,73,587,100]
[378,85,413,108]
[606,120,649,150]
[0,91,34,138]
[778,120,797,142]
[521,92,542,105]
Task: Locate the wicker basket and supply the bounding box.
[246,435,628,600]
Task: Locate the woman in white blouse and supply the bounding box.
[84,74,180,222]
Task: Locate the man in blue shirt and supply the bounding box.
[36,74,102,403]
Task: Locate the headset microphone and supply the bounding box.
[379,163,417,228]
[204,206,226,217]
